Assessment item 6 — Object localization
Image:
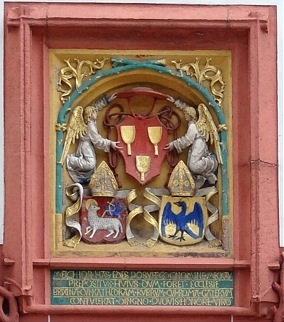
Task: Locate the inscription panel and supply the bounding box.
[51,270,234,306]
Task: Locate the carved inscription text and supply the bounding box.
[51,270,234,306]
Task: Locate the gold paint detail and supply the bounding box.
[151,58,166,66]
[85,199,98,210]
[126,206,143,226]
[55,123,67,132]
[168,160,195,196]
[124,190,144,247]
[144,209,159,231]
[65,192,82,216]
[64,184,83,248]
[172,58,225,106]
[120,125,136,155]
[59,105,88,165]
[143,206,159,249]
[57,58,108,103]
[55,214,63,245]
[136,156,151,182]
[127,238,140,246]
[209,239,222,247]
[64,235,81,248]
[146,239,156,248]
[142,188,168,248]
[124,188,169,248]
[89,161,118,197]
[218,124,228,132]
[222,218,230,252]
[148,126,162,156]
[126,204,143,229]
[143,188,162,208]
[196,103,223,165]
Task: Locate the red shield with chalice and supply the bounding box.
[116,115,168,184]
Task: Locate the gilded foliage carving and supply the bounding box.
[171,58,225,106]
[57,58,107,103]
[57,57,225,107]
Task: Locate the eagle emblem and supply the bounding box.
[159,196,208,246]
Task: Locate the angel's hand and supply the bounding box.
[166,95,175,103]
[108,93,117,102]
[164,142,174,151]
[111,141,122,150]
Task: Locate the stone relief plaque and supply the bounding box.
[51,270,234,306]
[51,50,231,256]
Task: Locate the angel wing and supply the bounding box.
[59,105,88,165]
[196,103,223,165]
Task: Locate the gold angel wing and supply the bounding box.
[196,103,223,165]
[59,105,87,165]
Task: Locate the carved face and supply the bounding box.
[83,106,98,123]
[184,112,192,121]
[183,106,196,122]
[89,204,100,211]
[91,110,98,121]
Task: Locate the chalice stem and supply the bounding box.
[154,144,158,156]
[127,143,132,155]
[147,126,162,157]
[135,155,150,183]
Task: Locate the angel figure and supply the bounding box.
[60,100,120,184]
[165,100,223,188]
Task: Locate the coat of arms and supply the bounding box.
[81,196,127,244]
[159,196,207,246]
[56,58,228,250]
[116,114,168,184]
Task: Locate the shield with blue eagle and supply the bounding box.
[159,196,208,246]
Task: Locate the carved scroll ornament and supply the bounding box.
[0,284,19,322]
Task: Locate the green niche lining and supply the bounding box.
[56,59,228,216]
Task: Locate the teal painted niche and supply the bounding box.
[56,58,228,216]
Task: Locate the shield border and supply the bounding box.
[80,196,128,244]
[116,115,168,184]
[158,196,208,246]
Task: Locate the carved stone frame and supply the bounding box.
[3,3,278,321]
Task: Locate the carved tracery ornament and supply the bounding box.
[58,57,226,107]
[171,58,225,106]
[57,58,108,103]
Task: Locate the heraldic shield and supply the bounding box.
[80,196,128,244]
[159,196,208,246]
[116,115,168,184]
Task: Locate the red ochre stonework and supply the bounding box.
[1,3,279,322]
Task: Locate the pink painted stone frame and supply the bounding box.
[3,3,278,321]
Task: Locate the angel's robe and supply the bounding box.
[172,121,218,185]
[66,120,112,183]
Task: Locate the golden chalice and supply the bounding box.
[136,155,151,182]
[147,126,162,156]
[120,125,136,155]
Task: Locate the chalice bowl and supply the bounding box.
[120,125,136,155]
[147,126,162,156]
[135,156,151,182]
